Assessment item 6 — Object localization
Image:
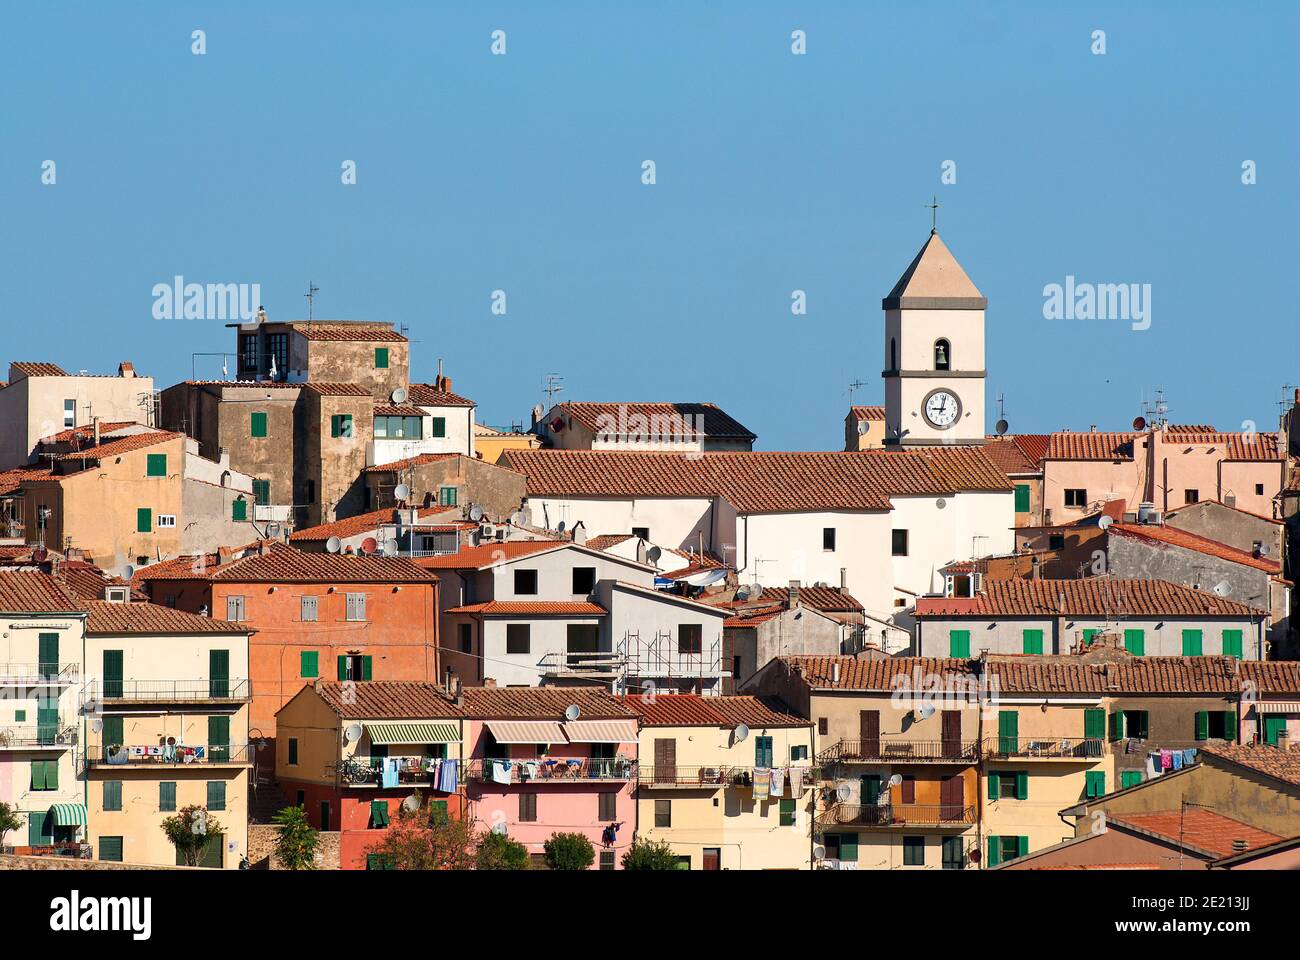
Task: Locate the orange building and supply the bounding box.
[134,541,440,773]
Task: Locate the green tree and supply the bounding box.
[161,805,222,867]
[543,831,595,870]
[621,837,680,870]
[271,805,319,870]
[476,830,530,870]
[365,804,477,870]
[0,801,22,847]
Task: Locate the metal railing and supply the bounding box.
[816,803,977,828]
[537,651,624,676]
[0,663,80,684]
[819,738,981,764]
[90,742,254,766]
[84,678,251,703]
[334,755,449,787]
[467,757,637,782]
[986,737,1104,760]
[638,765,730,788]
[0,725,78,749]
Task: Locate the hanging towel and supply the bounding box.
[1184,748,1197,764]
[438,758,459,793]
[490,759,512,785]
[770,767,785,796]
[1148,752,1162,776]
[752,767,770,800]
[789,767,804,795]
[1171,751,1184,771]
[1160,749,1173,770]
[382,758,400,788]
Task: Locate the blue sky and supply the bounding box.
[2,1,1296,449]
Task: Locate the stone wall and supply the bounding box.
[246,824,340,870]
[0,853,185,870]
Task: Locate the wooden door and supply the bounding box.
[702,848,720,871]
[654,738,676,784]
[939,775,964,821]
[941,710,962,758]
[859,710,880,759]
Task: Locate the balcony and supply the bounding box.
[86,742,254,769]
[333,755,455,789]
[816,802,977,829]
[986,737,1104,761]
[638,765,730,789]
[818,738,981,765]
[84,679,251,705]
[0,725,78,750]
[467,757,637,783]
[0,663,79,686]
[537,651,623,679]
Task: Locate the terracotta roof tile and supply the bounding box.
[848,405,886,422]
[1110,523,1280,574]
[1011,434,1052,466]
[444,600,606,616]
[40,421,136,444]
[373,404,427,417]
[721,604,787,627]
[583,534,635,552]
[302,382,371,397]
[55,563,140,602]
[554,402,756,440]
[461,686,634,720]
[288,505,459,541]
[314,680,465,719]
[136,542,438,584]
[80,599,251,635]
[10,362,69,377]
[408,383,476,407]
[52,431,182,462]
[913,577,1261,619]
[1199,743,1300,788]
[982,436,1040,475]
[0,571,81,612]
[1045,431,1139,461]
[0,465,53,496]
[621,693,806,727]
[1107,809,1281,858]
[361,453,460,474]
[290,324,407,342]
[1166,432,1281,461]
[415,540,565,570]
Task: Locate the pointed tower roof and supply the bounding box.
[882,232,987,310]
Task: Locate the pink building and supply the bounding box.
[462,686,639,869]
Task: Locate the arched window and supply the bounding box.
[889,338,897,371]
[934,339,951,371]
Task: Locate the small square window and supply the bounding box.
[823,528,836,551]
[439,486,458,507]
[1064,489,1087,508]
[903,836,925,866]
[655,799,671,828]
[632,527,650,541]
[1184,489,1199,505]
[514,569,538,595]
[375,347,389,369]
[599,850,615,870]
[1048,534,1066,551]
[1256,483,1265,496]
[431,417,446,438]
[301,596,318,622]
[678,624,703,655]
[891,529,909,556]
[506,624,530,655]
[572,567,596,594]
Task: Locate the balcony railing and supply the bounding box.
[0,725,78,749]
[84,679,251,703]
[0,662,79,685]
[89,742,254,767]
[986,737,1104,760]
[537,652,624,677]
[638,765,730,788]
[467,757,637,783]
[334,755,452,787]
[816,803,977,828]
[819,738,981,765]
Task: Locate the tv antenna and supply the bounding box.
[847,379,868,405]
[544,373,564,405]
[304,281,320,320]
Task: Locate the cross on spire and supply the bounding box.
[926,195,940,234]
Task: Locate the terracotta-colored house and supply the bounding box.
[461,686,639,869]
[134,541,440,772]
[275,680,467,870]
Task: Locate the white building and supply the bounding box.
[536,401,756,453]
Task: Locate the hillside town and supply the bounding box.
[2,230,1298,872]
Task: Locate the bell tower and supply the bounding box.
[882,230,987,446]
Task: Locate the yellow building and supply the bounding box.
[81,598,253,867]
[473,423,541,465]
[623,694,815,870]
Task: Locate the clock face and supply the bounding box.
[923,390,961,428]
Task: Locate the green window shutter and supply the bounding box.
[160,781,177,811]
[146,453,167,477]
[361,655,373,681]
[779,799,796,826]
[37,697,59,744]
[252,479,270,505]
[209,649,230,698]
[432,417,446,438]
[137,507,152,532]
[104,650,124,697]
[1084,708,1105,740]
[1016,836,1029,859]
[208,716,230,761]
[29,810,52,846]
[1085,771,1105,798]
[1123,629,1144,656]
[44,759,58,790]
[375,347,389,369]
[862,774,882,804]
[755,736,774,768]
[1194,711,1209,741]
[31,760,47,791]
[103,714,123,748]
[207,781,226,811]
[99,837,123,862]
[987,772,999,801]
[1223,711,1238,742]
[338,655,349,680]
[232,498,247,522]
[1082,628,1100,647]
[330,414,340,438]
[1222,629,1243,659]
[949,630,970,658]
[1015,771,1029,800]
[1264,716,1286,746]
[251,412,267,438]
[997,710,1018,752]
[1108,711,1123,742]
[300,651,318,678]
[1022,629,1043,655]
[838,835,858,862]
[1181,629,1203,656]
[1135,712,1149,739]
[987,836,1002,867]
[103,780,123,811]
[1014,484,1031,513]
[370,800,390,827]
[1121,770,1143,790]
[37,633,59,677]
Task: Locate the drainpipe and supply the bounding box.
[975,653,986,870]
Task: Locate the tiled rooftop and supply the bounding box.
[1199,743,1300,788]
[461,686,635,720]
[1107,809,1281,858]
[553,402,756,440]
[314,680,465,719]
[913,577,1260,619]
[621,693,806,727]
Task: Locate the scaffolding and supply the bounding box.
[615,628,727,696]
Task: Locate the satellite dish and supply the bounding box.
[1132,416,1148,431]
[122,564,135,579]
[835,781,852,802]
[916,702,936,720]
[735,585,751,601]
[360,537,378,554]
[813,844,826,860]
[887,774,903,788]
[646,545,662,564]
[748,583,763,597]
[1098,515,1114,531]
[732,723,750,745]
[402,794,421,814]
[857,421,870,436]
[935,498,947,510]
[325,536,342,554]
[995,419,1009,436]
[564,704,581,722]
[91,718,103,733]
[391,387,408,404]
[393,483,411,502]
[556,520,567,533]
[343,723,363,743]
[1212,581,1232,598]
[469,504,485,522]
[382,537,399,556]
[1258,543,1272,557]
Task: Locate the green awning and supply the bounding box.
[50,803,87,827]
[364,722,459,745]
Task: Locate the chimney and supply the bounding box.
[1225,493,1237,508]
[216,546,232,566]
[831,662,841,684]
[482,677,497,688]
[788,580,801,608]
[117,361,135,378]
[93,417,101,448]
[258,540,271,556]
[839,568,848,593]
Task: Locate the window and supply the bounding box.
[678,624,702,655]
[137,508,152,532]
[948,629,970,658]
[207,781,226,811]
[287,738,299,765]
[331,414,353,438]
[345,592,367,621]
[30,761,59,792]
[366,854,396,871]
[1048,533,1066,551]
[15,710,25,722]
[823,527,836,551]
[903,836,925,866]
[941,835,965,870]
[146,453,167,477]
[1014,484,1031,513]
[1121,770,1144,789]
[1084,771,1106,798]
[572,567,596,594]
[632,527,650,541]
[1181,629,1202,656]
[250,412,267,438]
[296,790,305,807]
[514,569,538,595]
[790,744,809,762]
[818,718,828,736]
[337,655,372,681]
[319,802,330,831]
[99,837,124,862]
[1022,629,1043,655]
[1195,710,1237,742]
[370,800,390,828]
[1123,629,1144,656]
[823,833,858,862]
[988,771,1027,800]
[103,781,122,812]
[987,835,1028,866]
[754,736,774,768]
[1255,483,1265,496]
[375,347,389,369]
[506,624,531,655]
[373,415,423,439]
[599,851,615,870]
[225,596,246,622]
[1084,708,1106,741]
[519,792,538,822]
[159,782,177,811]
[889,338,897,370]
[1184,489,1199,504]
[431,417,446,438]
[1064,489,1087,508]
[232,497,247,521]
[779,799,796,827]
[1222,629,1243,659]
[252,479,270,505]
[934,338,950,371]
[238,333,258,372]
[655,799,672,828]
[156,514,176,528]
[996,710,1019,754]
[267,332,288,379]
[892,529,908,556]
[437,485,458,507]
[301,596,318,622]
[299,651,318,678]
[63,398,76,428]
[1110,710,1149,740]
[598,792,617,821]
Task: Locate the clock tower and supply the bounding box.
[881,230,987,446]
